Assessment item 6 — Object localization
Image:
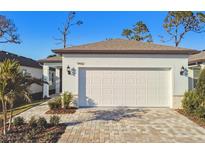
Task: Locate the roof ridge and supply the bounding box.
[112,39,195,50]
[0,50,42,69]
[53,38,196,52]
[0,50,38,61]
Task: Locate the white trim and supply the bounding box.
[43,65,49,98]
[170,68,174,108]
[55,68,60,94]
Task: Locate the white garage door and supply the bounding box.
[79,68,171,107]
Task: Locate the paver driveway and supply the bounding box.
[19,104,205,143]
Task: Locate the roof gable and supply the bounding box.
[38,56,62,63]
[189,51,205,64]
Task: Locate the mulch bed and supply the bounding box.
[45,107,77,114]
[0,123,66,143]
[176,109,205,129]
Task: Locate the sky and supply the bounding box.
[0,11,205,60]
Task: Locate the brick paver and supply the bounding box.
[19,104,205,143]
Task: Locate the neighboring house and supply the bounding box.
[40,39,197,108]
[188,51,205,90]
[0,50,52,100]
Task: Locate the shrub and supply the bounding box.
[24,129,36,142]
[29,116,37,128]
[195,106,205,119]
[196,68,205,101]
[0,119,3,127]
[45,132,53,143]
[62,92,74,109]
[13,116,25,126]
[37,117,47,129]
[48,97,61,110]
[50,116,60,126]
[182,90,201,114]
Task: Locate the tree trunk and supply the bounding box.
[61,94,65,108]
[63,31,66,48]
[2,101,7,135]
[176,41,179,47]
[8,103,13,131]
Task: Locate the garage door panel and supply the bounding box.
[102,78,112,84]
[79,68,171,107]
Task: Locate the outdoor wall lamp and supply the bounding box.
[67,65,71,75]
[180,66,188,76]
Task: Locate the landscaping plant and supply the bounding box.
[62,92,74,109]
[28,116,37,128]
[182,68,205,119]
[37,117,47,129]
[195,106,205,119]
[0,116,65,143]
[0,119,3,127]
[13,117,24,127]
[48,97,61,110]
[196,68,205,103]
[50,116,60,126]
[182,90,201,114]
[48,92,74,110]
[0,59,44,135]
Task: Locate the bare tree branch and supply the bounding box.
[55,12,83,48]
[162,11,205,47]
[0,15,21,45]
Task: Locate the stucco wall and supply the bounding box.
[173,95,183,109]
[20,66,43,94]
[62,54,189,108]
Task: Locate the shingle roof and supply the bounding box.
[0,51,42,69]
[38,56,62,63]
[189,51,205,64]
[53,39,197,55]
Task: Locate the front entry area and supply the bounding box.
[78,68,171,107]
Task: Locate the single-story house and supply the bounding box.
[40,39,197,108]
[188,51,205,89]
[0,50,55,100]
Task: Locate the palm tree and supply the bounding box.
[0,59,44,135]
[122,29,133,40]
[122,21,153,42]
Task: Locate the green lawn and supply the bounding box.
[0,99,46,120]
